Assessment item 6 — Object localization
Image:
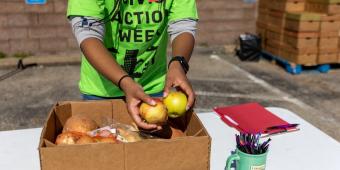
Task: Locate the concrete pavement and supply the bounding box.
[0,46,339,141]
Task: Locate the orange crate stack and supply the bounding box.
[256,0,340,65]
[281,12,320,65]
[319,14,340,63]
[306,0,340,14]
[257,0,307,57]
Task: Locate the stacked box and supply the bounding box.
[316,14,340,63]
[269,0,306,12]
[259,0,268,9]
[280,12,320,64]
[267,10,286,31]
[320,14,340,32]
[282,30,319,64]
[285,12,321,32]
[258,0,307,57]
[257,0,269,46]
[257,0,340,65]
[280,47,318,65]
[257,0,269,49]
[306,0,340,14]
[256,22,267,48]
[318,21,339,64]
[339,31,340,62]
[265,10,287,56]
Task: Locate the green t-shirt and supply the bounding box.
[67,0,198,97]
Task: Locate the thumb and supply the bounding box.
[139,92,156,106]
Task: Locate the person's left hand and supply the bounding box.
[163,61,195,111]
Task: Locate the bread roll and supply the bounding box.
[63,115,98,134]
[76,135,96,144]
[55,132,80,145]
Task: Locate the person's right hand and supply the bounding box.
[120,76,160,130]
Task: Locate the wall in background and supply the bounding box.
[0,0,75,56]
[0,0,256,56]
[196,0,257,46]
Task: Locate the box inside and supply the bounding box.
[40,100,208,147]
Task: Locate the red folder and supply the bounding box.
[213,103,288,134]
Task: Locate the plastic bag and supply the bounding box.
[87,121,157,143]
[236,33,262,62]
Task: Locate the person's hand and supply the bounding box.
[120,77,161,130]
[163,61,195,111]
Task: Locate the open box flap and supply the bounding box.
[39,104,58,148]
[110,100,134,125]
[68,100,114,126]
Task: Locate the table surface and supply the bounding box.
[0,107,339,170]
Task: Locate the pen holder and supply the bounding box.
[225,148,268,170]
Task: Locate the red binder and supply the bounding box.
[213,103,289,134]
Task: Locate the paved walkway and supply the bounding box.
[0,47,339,141]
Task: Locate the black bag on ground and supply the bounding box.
[236,33,262,62]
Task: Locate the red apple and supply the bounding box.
[139,100,168,125]
[163,91,188,118]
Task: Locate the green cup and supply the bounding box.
[225,148,268,170]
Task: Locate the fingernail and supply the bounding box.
[186,106,190,111]
[163,92,168,97]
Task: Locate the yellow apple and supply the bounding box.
[163,91,188,118]
[139,100,168,125]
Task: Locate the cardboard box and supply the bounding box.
[319,30,339,37]
[317,33,338,63]
[259,0,269,9]
[306,2,340,14]
[320,14,340,32]
[269,0,305,12]
[267,10,286,31]
[256,22,267,48]
[280,36,318,64]
[283,42,319,53]
[284,30,319,48]
[285,12,321,32]
[266,30,284,41]
[265,45,281,56]
[257,8,268,23]
[339,34,340,63]
[307,0,340,4]
[318,36,339,52]
[266,38,283,56]
[39,100,211,170]
[281,48,318,64]
[318,52,338,64]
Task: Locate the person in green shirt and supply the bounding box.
[67,0,198,130]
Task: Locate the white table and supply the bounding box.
[0,107,339,170]
[0,128,41,170]
[198,107,340,170]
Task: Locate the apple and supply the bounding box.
[139,100,168,125]
[163,91,188,118]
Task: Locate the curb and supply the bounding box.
[0,55,81,69]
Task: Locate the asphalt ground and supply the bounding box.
[0,47,339,141]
